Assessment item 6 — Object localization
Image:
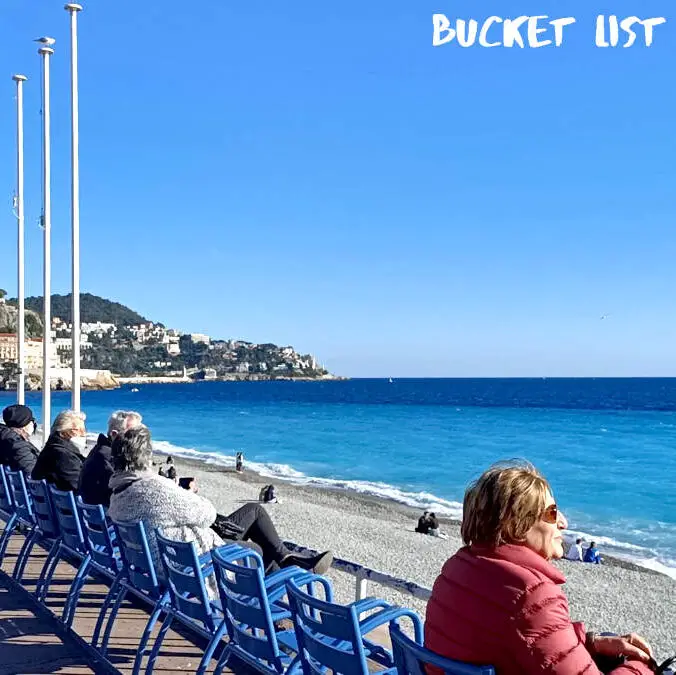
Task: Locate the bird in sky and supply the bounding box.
[34,37,56,46]
[600,314,611,320]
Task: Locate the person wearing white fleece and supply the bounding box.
[107,425,332,594]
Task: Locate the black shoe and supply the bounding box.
[281,551,333,575]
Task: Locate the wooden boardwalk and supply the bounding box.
[0,528,393,674]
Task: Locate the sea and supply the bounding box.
[3,378,676,579]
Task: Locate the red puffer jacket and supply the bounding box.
[425,544,653,675]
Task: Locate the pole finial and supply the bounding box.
[65,3,83,10]
[12,74,28,82]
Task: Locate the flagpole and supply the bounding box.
[65,3,83,411]
[39,40,54,432]
[12,74,27,405]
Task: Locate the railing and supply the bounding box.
[284,541,433,602]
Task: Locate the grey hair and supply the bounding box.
[107,410,143,437]
[51,409,86,436]
[111,424,153,472]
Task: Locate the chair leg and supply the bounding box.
[101,585,128,656]
[213,645,233,675]
[197,619,229,675]
[144,612,174,675]
[92,575,122,650]
[12,527,39,582]
[62,554,92,627]
[35,539,61,602]
[130,599,167,675]
[0,513,19,565]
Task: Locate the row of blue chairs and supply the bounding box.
[0,464,494,674]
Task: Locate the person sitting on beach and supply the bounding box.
[107,425,333,596]
[235,451,244,472]
[77,410,142,507]
[425,460,656,674]
[565,536,584,561]
[158,455,175,478]
[584,541,603,564]
[0,404,39,474]
[32,410,87,493]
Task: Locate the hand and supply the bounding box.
[591,633,653,663]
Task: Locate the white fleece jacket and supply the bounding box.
[108,471,224,596]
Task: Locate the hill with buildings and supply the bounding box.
[0,291,334,382]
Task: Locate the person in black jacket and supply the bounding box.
[0,404,39,474]
[78,410,142,506]
[32,409,87,492]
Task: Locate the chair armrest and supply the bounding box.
[349,598,391,616]
[360,608,423,643]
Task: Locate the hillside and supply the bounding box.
[10,293,149,327]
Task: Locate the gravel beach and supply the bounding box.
[159,453,676,661]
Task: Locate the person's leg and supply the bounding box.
[225,503,288,568]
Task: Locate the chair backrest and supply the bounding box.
[26,478,60,538]
[389,624,495,675]
[113,520,162,599]
[286,575,370,675]
[155,531,217,632]
[0,465,14,513]
[48,486,87,554]
[211,545,283,664]
[77,499,119,573]
[5,470,34,524]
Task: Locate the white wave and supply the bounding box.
[152,437,674,578]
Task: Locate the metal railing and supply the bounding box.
[285,542,433,602]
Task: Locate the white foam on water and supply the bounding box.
[153,438,675,579]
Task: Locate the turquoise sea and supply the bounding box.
[3,378,676,577]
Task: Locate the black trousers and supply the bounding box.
[211,502,289,571]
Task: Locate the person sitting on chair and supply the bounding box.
[0,404,39,474]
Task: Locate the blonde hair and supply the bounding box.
[461,460,551,547]
[51,409,86,436]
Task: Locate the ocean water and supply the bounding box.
[3,378,676,578]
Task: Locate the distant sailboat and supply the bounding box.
[388,378,393,383]
[131,387,139,393]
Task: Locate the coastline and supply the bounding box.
[150,447,676,657]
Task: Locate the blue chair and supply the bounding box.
[109,520,169,675]
[209,543,314,675]
[25,478,61,596]
[389,623,495,675]
[286,574,422,675]
[0,466,19,565]
[152,533,251,675]
[44,486,92,627]
[5,469,38,580]
[77,500,123,650]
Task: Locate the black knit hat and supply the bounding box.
[2,404,34,428]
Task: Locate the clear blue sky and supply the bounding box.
[1,1,674,377]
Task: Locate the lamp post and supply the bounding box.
[38,39,55,432]
[65,4,83,411]
[12,74,27,405]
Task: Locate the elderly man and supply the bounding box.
[78,410,142,506]
[32,410,87,492]
[0,404,39,474]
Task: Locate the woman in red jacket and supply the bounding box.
[425,461,656,675]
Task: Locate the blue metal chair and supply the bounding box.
[149,532,225,675]
[209,543,314,675]
[286,574,422,675]
[5,469,38,580]
[389,623,495,675]
[0,466,19,565]
[109,520,169,675]
[76,499,123,650]
[26,478,61,597]
[44,486,92,627]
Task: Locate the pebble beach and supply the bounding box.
[162,452,676,662]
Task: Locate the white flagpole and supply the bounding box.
[12,74,27,405]
[65,4,83,411]
[38,40,54,432]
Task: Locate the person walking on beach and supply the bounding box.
[565,537,584,561]
[32,410,87,493]
[0,404,39,474]
[584,541,603,564]
[108,425,333,598]
[425,460,657,674]
[78,410,142,507]
[235,451,244,472]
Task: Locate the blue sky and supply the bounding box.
[1,1,674,377]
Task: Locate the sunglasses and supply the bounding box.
[542,503,559,524]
